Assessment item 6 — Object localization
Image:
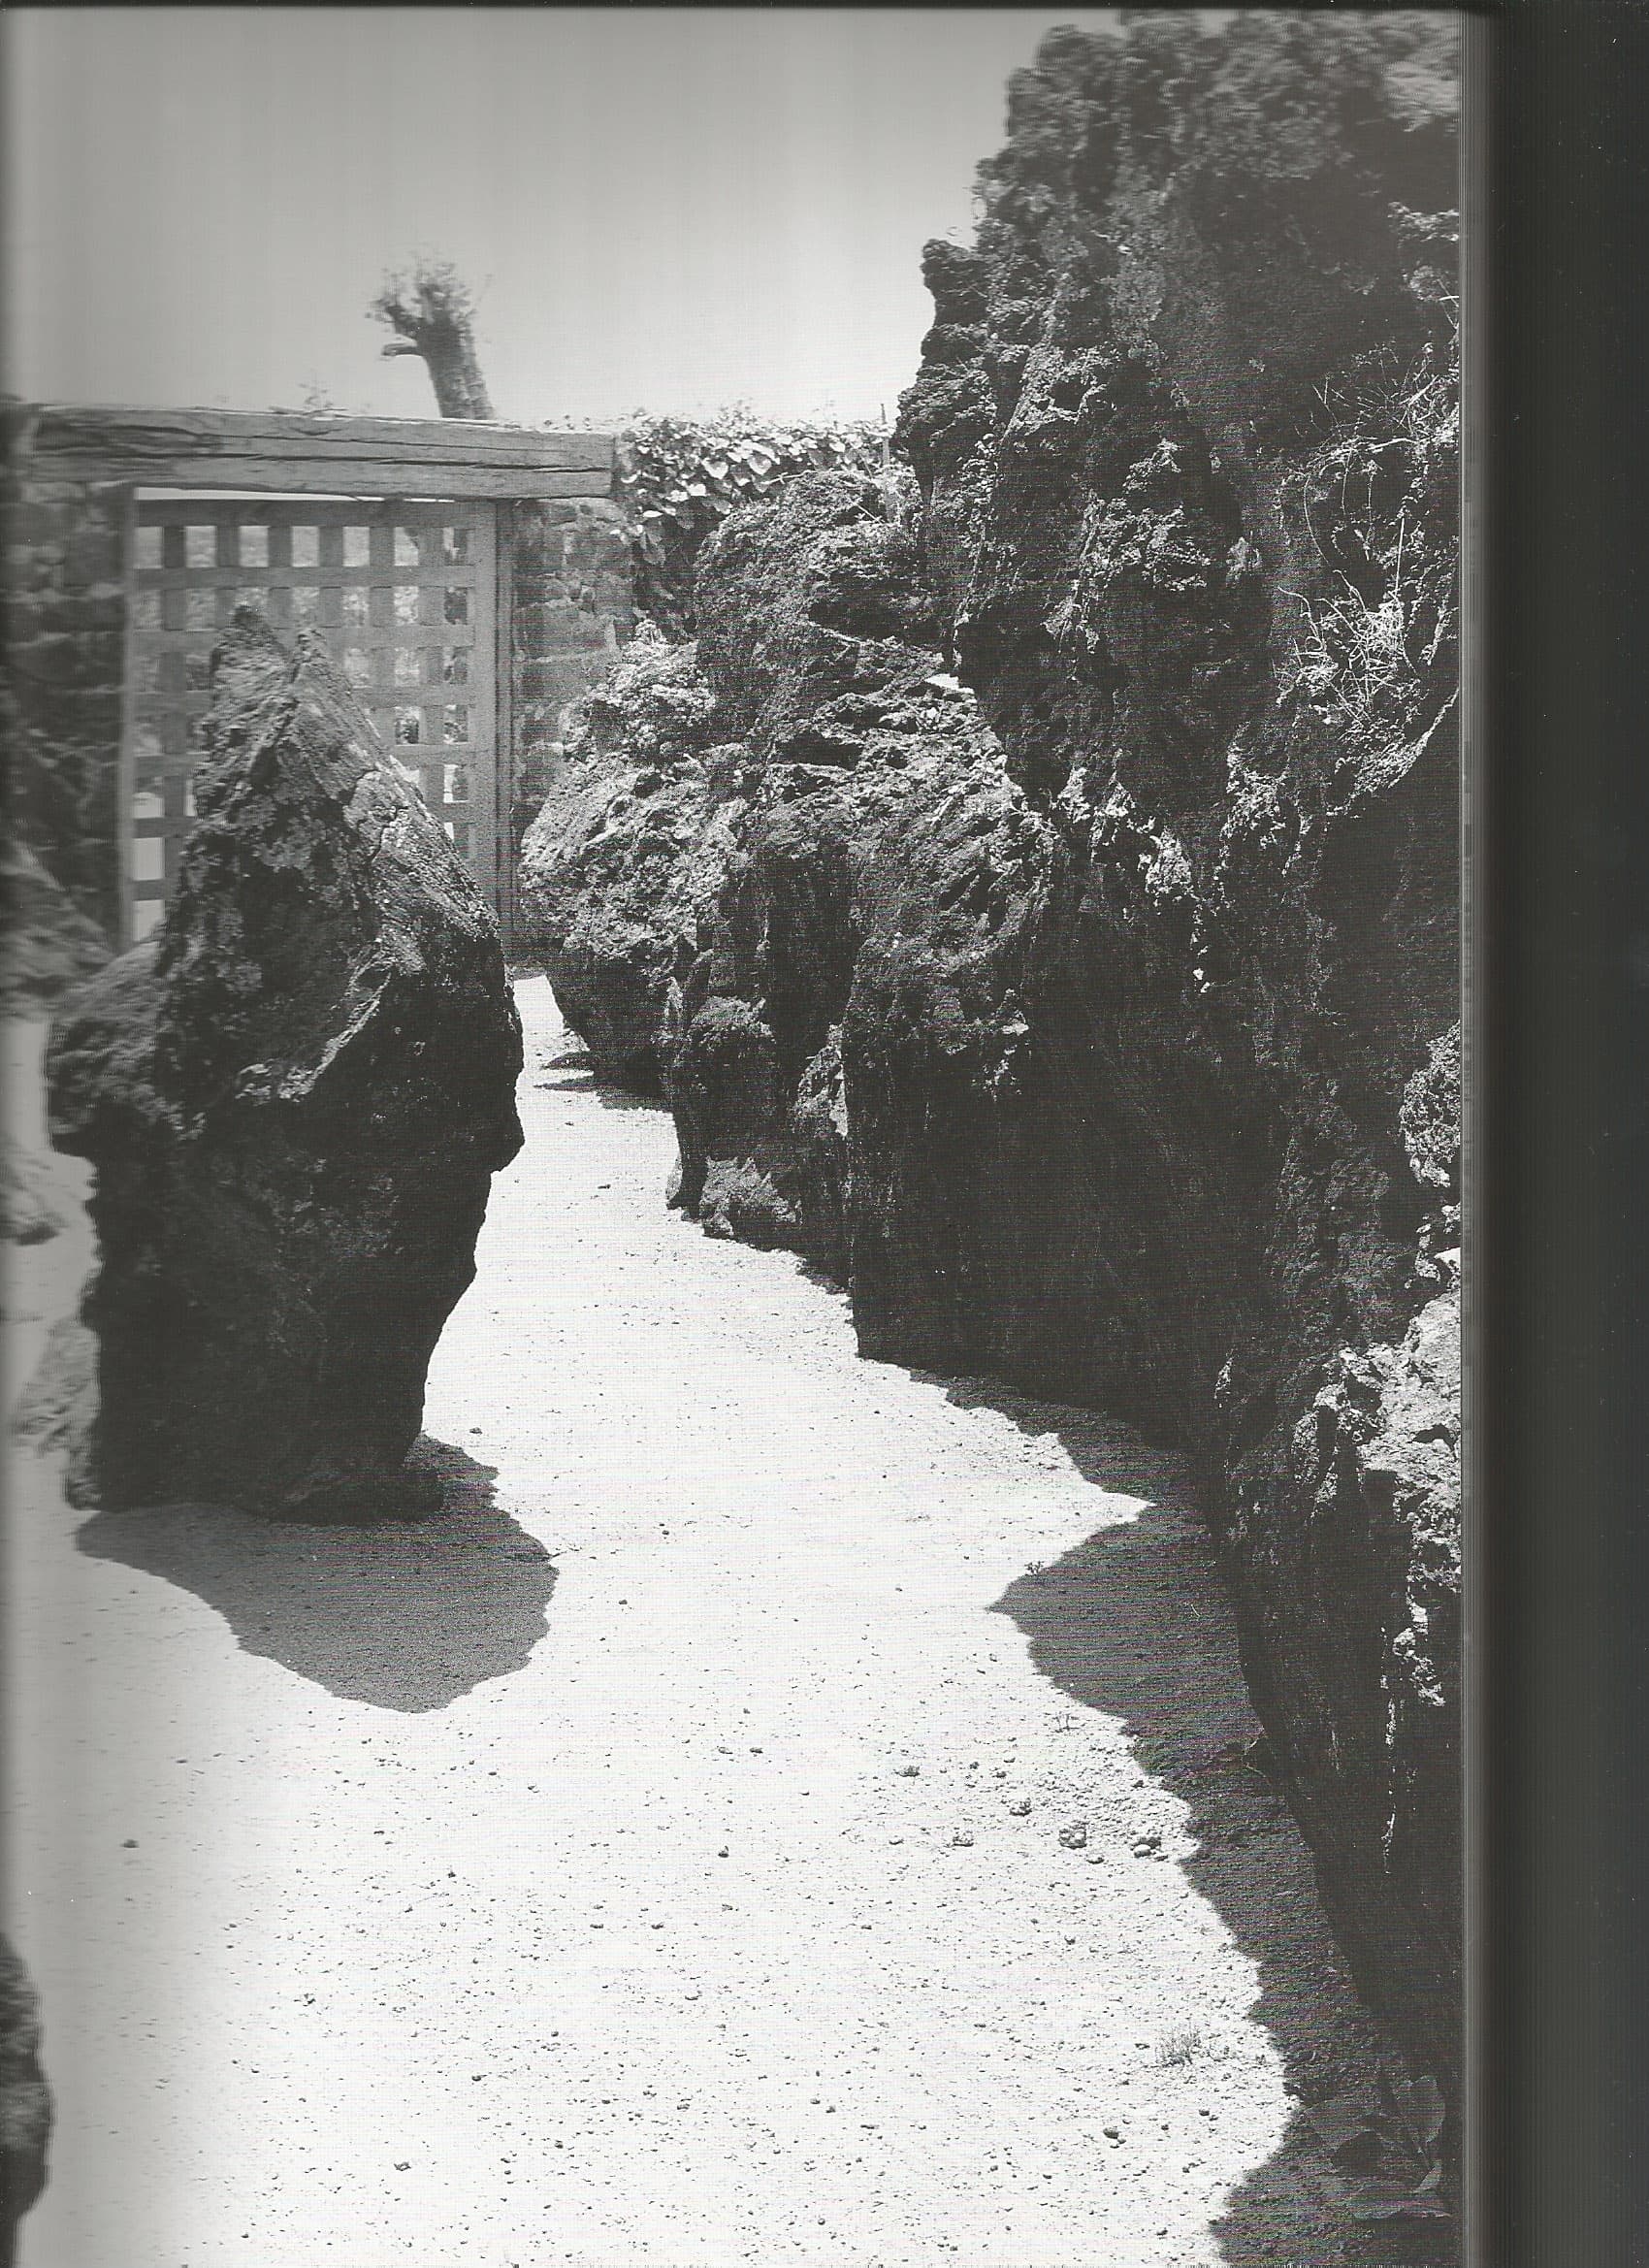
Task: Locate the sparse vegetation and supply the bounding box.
[1283,340,1458,734]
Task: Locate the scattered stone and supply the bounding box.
[1058,1822,1088,1850]
[895,1763,921,1777]
[1133,1831,1163,1858]
[950,1831,974,1849]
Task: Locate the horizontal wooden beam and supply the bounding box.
[25,402,613,470]
[132,496,494,524]
[36,453,614,501]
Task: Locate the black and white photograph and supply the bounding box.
[2,9,1471,2263]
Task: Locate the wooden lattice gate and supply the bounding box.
[123,495,501,942]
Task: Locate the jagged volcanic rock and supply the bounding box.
[516,632,748,1095]
[521,14,1461,2093]
[0,1934,51,2265]
[882,11,1461,2090]
[522,475,1004,1263]
[45,614,523,1518]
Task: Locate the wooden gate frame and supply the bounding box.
[26,404,615,953]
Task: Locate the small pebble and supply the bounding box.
[895,1764,921,1778]
[1007,1798,1032,1818]
[1058,1821,1088,1849]
[951,1831,974,1848]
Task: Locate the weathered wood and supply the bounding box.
[43,453,613,501]
[137,498,498,529]
[134,568,479,592]
[27,404,613,471]
[135,620,478,649]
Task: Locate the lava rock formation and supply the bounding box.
[46,614,523,1519]
[526,13,1461,2095]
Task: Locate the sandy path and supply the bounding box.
[6,977,1406,2267]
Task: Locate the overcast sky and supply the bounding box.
[3,7,1122,429]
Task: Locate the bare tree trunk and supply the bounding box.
[371,261,496,421]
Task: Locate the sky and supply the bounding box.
[2,7,1123,430]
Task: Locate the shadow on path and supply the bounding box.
[925,1376,1452,2265]
[75,1437,556,1713]
[533,1047,666,1118]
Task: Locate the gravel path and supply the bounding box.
[6,978,1418,2266]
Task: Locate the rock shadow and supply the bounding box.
[533,1058,666,1116]
[957,1379,1454,2265]
[74,1437,556,1714]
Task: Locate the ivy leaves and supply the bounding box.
[616,413,889,634]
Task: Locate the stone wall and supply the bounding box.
[2,415,129,947]
[507,498,634,867]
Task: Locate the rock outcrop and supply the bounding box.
[45,614,523,1519]
[884,13,1461,2091]
[0,1935,51,2268]
[526,14,1460,2094]
[516,632,745,1094]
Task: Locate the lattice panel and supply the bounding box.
[122,498,500,942]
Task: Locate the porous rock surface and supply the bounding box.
[0,1933,51,2264]
[516,633,747,1095]
[45,614,523,1518]
[526,15,1460,2095]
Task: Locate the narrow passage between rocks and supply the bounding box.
[10,979,1406,2266]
